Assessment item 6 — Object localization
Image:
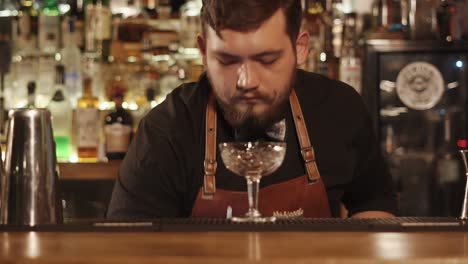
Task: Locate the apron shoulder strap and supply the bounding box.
[203,94,217,199]
[202,90,322,199]
[289,90,321,184]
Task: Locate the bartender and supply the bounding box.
[107,0,398,219]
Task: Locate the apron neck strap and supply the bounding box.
[202,89,321,198]
[203,93,217,199]
[289,90,321,184]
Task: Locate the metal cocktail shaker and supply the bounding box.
[458,140,468,220]
[0,109,62,226]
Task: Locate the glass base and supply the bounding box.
[230,216,277,223]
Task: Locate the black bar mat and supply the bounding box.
[0,217,466,232]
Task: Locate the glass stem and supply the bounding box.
[246,174,261,218]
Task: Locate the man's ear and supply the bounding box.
[295,30,310,65]
[197,33,207,66]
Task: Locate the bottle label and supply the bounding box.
[39,15,59,52]
[65,70,82,105]
[95,6,111,40]
[76,108,100,148]
[339,58,362,94]
[85,5,96,51]
[105,123,132,153]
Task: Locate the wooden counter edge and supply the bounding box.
[58,160,122,180]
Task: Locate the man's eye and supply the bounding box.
[259,58,277,65]
[218,59,238,66]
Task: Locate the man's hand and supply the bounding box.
[350,211,395,219]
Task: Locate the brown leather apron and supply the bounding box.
[191,90,331,218]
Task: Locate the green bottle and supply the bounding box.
[48,65,72,161]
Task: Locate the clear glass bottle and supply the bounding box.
[48,64,72,161]
[327,0,344,58]
[85,0,111,61]
[179,0,202,49]
[61,16,82,108]
[38,0,61,53]
[76,77,100,161]
[339,13,362,94]
[104,90,133,160]
[17,0,39,53]
[316,21,339,80]
[11,0,39,109]
[36,51,59,108]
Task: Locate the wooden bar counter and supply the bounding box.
[1,230,468,263]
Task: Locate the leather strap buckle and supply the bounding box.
[301,146,315,163]
[203,159,217,198]
[307,177,319,185]
[204,159,217,176]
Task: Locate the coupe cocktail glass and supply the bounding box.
[219,141,286,222]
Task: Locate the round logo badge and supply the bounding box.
[396,62,445,110]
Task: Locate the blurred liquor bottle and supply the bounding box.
[10,0,39,110]
[85,0,111,61]
[179,0,202,49]
[48,64,73,161]
[105,58,128,105]
[69,0,85,49]
[61,16,82,108]
[158,0,171,19]
[408,0,438,40]
[0,0,16,135]
[302,0,324,72]
[339,13,362,94]
[142,0,159,19]
[317,21,339,80]
[326,0,344,58]
[303,0,324,37]
[366,0,406,39]
[36,0,61,107]
[76,77,100,162]
[436,0,457,42]
[39,0,61,53]
[17,0,39,53]
[104,89,133,160]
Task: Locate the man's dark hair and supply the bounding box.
[200,0,303,43]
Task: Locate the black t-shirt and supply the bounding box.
[107,69,398,219]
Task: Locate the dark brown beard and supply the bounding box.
[207,69,296,131]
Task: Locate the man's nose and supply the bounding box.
[237,63,260,91]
